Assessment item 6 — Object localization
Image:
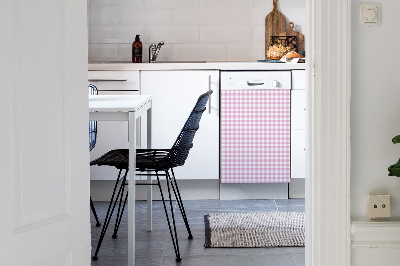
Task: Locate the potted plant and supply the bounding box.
[388,135,400,176]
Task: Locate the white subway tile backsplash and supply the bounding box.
[91,26,146,43]
[147,26,199,44]
[293,24,306,35]
[91,44,119,61]
[199,0,228,8]
[200,26,252,44]
[200,0,253,9]
[227,8,266,26]
[87,8,91,26]
[253,0,271,9]
[252,26,265,44]
[146,0,199,9]
[91,7,118,26]
[173,44,226,61]
[280,1,306,25]
[173,8,226,26]
[224,0,253,8]
[253,0,306,27]
[88,0,305,62]
[88,43,91,62]
[227,43,264,61]
[119,8,173,26]
[118,44,132,61]
[91,0,146,8]
[88,25,91,44]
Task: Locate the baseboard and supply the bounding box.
[219,183,289,200]
[289,178,305,198]
[91,180,305,201]
[351,220,400,266]
[90,179,220,201]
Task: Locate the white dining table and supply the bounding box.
[89,94,152,266]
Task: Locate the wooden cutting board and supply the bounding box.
[279,22,304,52]
[265,0,286,59]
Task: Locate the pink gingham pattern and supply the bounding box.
[220,89,290,183]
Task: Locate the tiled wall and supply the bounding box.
[88,0,306,62]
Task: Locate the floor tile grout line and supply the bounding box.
[273,199,279,211]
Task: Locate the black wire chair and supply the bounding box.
[90,90,213,262]
[89,84,101,227]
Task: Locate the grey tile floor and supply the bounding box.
[91,199,305,266]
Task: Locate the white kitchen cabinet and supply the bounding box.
[141,70,219,180]
[292,69,306,90]
[291,130,306,179]
[88,71,141,180]
[291,70,306,179]
[291,90,306,130]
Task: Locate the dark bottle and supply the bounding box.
[132,35,142,63]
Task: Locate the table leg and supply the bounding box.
[147,105,152,232]
[128,112,136,266]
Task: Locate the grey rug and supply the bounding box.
[204,212,305,248]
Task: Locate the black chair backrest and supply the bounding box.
[163,90,213,169]
[89,84,98,151]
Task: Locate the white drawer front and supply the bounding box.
[88,71,140,91]
[291,90,306,130]
[292,70,306,90]
[291,129,305,179]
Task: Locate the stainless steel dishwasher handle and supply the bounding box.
[208,75,212,114]
[247,81,264,86]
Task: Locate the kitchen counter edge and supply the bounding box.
[89,62,306,71]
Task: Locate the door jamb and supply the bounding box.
[306,0,351,265]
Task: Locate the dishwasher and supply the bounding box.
[220,71,291,184]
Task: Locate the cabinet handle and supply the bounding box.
[88,79,127,82]
[208,75,212,114]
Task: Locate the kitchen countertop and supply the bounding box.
[89,62,307,71]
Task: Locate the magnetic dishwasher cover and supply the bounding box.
[220,71,291,183]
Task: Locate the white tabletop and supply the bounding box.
[89,95,152,112]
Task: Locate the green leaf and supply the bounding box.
[392,135,400,144]
[388,158,400,177]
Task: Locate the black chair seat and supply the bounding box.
[90,147,194,172]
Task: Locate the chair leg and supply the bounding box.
[90,196,101,227]
[168,169,193,239]
[156,171,182,262]
[112,178,128,239]
[92,169,128,261]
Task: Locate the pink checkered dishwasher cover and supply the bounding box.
[220,89,290,183]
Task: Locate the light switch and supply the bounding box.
[359,3,381,26]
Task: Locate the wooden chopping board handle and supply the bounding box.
[289,22,294,31]
[273,0,277,11]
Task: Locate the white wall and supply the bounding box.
[87,0,305,62]
[351,1,400,264]
[351,0,400,220]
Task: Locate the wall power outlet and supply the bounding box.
[367,194,391,220]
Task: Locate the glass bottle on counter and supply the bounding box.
[132,35,142,63]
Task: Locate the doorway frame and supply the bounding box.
[306,0,351,265]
